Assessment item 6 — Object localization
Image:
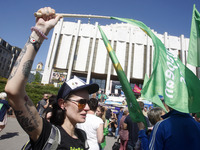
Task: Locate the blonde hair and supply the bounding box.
[0,92,7,100]
[123,107,129,115]
[97,105,106,122]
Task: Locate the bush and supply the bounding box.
[26,83,59,105]
[0,78,60,105]
[0,79,7,92]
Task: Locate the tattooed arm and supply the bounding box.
[5,7,62,141]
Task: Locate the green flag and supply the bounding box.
[187,4,200,67]
[98,26,147,125]
[143,74,149,88]
[111,17,200,113]
[141,74,167,112]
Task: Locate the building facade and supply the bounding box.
[41,19,196,94]
[0,38,21,78]
[28,63,44,83]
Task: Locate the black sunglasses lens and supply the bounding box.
[79,99,87,104]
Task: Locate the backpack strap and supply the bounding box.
[42,125,61,150]
[21,140,32,150]
[21,125,61,150]
[76,128,89,149]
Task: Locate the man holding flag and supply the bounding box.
[146,5,200,150]
[109,5,200,150]
[98,4,200,150]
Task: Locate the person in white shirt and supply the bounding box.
[77,98,104,150]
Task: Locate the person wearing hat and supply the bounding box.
[5,7,99,149]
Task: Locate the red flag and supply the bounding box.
[133,84,141,94]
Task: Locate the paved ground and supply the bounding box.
[0,117,117,150]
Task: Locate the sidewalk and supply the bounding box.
[0,117,29,150]
[0,117,116,150]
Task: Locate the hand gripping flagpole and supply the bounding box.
[34,12,111,19]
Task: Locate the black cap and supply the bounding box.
[57,76,99,100]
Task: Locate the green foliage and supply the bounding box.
[0,79,7,92]
[34,71,41,83]
[26,83,59,105]
[0,77,59,106]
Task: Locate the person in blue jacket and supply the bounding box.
[0,92,10,132]
[138,107,200,150]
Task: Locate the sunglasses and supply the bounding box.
[68,99,88,110]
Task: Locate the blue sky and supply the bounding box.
[0,0,199,69]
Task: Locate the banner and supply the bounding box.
[111,17,200,113]
[187,4,200,67]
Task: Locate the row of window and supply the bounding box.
[0,62,9,72]
[0,40,12,51]
[54,35,185,78]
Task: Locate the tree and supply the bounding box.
[34,71,41,83]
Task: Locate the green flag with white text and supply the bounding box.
[141,74,167,112]
[111,17,200,113]
[188,4,200,67]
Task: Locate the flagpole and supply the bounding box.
[34,12,111,19]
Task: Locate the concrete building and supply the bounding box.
[0,38,21,78]
[28,62,44,83]
[41,19,196,95]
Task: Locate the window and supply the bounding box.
[2,40,6,47]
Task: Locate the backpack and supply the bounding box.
[21,125,61,150]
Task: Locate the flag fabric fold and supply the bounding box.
[98,26,147,125]
[187,4,200,67]
[111,16,200,113]
[141,74,167,112]
[143,74,149,88]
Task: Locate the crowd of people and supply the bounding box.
[1,6,200,150]
[30,91,152,150]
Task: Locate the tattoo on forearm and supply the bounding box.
[22,60,33,78]
[14,95,38,133]
[14,110,36,132]
[8,39,30,80]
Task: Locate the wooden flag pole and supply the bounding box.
[34,12,111,19]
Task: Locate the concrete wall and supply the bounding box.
[41,20,193,93]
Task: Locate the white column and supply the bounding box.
[41,18,64,84]
[67,20,81,80]
[164,32,168,48]
[86,22,99,84]
[146,36,151,77]
[105,29,114,95]
[127,27,132,82]
[180,34,186,65]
